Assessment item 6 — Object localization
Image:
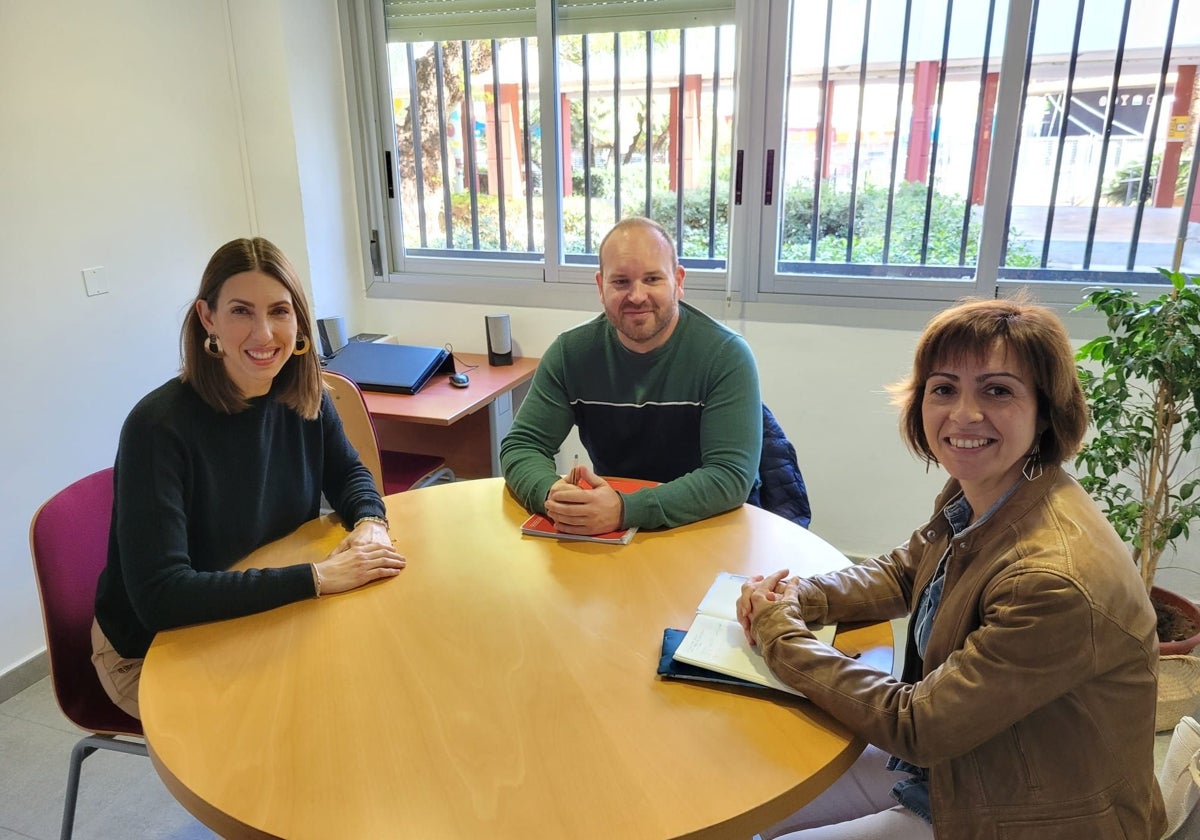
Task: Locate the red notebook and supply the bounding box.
[520,477,658,545]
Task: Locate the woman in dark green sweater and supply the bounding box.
[92,238,405,718]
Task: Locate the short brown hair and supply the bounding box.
[180,237,321,419]
[889,293,1088,467]
[596,216,679,275]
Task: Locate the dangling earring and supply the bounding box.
[293,335,310,356]
[1022,443,1043,481]
[204,334,225,358]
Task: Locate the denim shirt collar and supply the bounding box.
[943,477,1023,539]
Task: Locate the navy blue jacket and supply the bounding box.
[747,404,812,528]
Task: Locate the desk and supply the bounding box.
[141,479,893,840]
[362,352,538,479]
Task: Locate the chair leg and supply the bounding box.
[413,467,457,488]
[60,734,149,840]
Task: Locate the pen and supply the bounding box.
[569,453,592,489]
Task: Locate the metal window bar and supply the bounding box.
[582,33,593,253]
[809,0,834,262]
[919,0,955,265]
[882,1,914,264]
[645,31,653,216]
[959,0,998,267]
[999,0,1040,268]
[614,31,623,223]
[1082,0,1133,269]
[1174,118,1200,271]
[1039,0,1087,267]
[433,43,455,249]
[461,41,482,250]
[520,38,536,252]
[674,29,687,253]
[707,27,721,260]
[844,0,873,263]
[406,43,429,248]
[490,40,508,252]
[1127,0,1180,270]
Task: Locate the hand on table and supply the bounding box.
[544,464,624,535]
[736,569,800,645]
[315,538,406,596]
[333,519,393,554]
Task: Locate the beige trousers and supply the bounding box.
[90,618,142,720]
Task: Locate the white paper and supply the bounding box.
[673,613,805,696]
[694,571,836,645]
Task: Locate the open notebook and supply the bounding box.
[666,572,837,697]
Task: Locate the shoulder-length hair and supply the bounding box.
[180,237,321,419]
[888,293,1088,468]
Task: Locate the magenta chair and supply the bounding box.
[29,467,148,840]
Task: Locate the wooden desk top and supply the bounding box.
[361,353,538,426]
[141,479,892,840]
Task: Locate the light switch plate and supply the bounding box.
[82,266,108,296]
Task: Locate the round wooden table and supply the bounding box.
[141,478,893,840]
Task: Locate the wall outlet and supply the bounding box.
[82,266,108,296]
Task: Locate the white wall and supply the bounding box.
[0,1,254,675]
[3,0,1194,681]
[0,0,349,677]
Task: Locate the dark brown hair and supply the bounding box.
[889,293,1088,467]
[180,237,321,419]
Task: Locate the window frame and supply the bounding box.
[340,0,1188,314]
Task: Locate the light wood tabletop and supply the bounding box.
[141,478,893,840]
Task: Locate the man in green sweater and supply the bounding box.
[500,217,762,535]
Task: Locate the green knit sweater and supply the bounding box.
[500,302,762,529]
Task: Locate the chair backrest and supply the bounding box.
[322,370,385,494]
[29,468,142,736]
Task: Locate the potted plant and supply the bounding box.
[1073,268,1200,655]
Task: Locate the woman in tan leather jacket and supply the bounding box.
[738,296,1166,840]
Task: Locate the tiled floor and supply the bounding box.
[0,630,1177,840]
[0,677,211,840]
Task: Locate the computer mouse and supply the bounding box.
[449,373,470,388]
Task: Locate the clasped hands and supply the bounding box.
[544,463,624,535]
[317,519,406,596]
[736,569,801,646]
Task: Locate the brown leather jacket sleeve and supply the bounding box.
[753,568,1102,768]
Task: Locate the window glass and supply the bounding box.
[387,37,544,259]
[766,0,1199,289]
[557,26,736,268]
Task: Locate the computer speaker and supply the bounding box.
[317,316,348,358]
[485,314,513,366]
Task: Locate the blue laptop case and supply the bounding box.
[321,341,453,395]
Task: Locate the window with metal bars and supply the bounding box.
[347,0,1199,302]
[369,0,736,279]
[757,0,1200,298]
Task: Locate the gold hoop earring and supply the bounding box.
[204,334,225,359]
[293,335,310,356]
